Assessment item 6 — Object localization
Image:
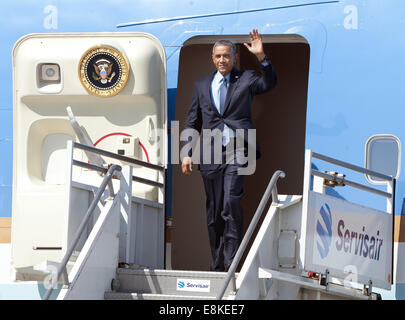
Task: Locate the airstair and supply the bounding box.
[41,139,393,300]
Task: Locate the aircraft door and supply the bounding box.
[172,34,310,271]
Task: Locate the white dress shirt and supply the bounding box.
[211,71,234,146]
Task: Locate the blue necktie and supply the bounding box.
[219,77,228,115]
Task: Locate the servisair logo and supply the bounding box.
[177,280,185,289]
[176,278,210,292]
[316,203,333,259]
[78,45,130,97]
[315,202,386,262]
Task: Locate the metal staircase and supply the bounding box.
[42,146,394,300]
[104,268,237,300]
[104,170,287,301]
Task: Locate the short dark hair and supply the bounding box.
[212,40,236,55]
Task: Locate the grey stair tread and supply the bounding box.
[104,291,217,300]
[117,268,238,278]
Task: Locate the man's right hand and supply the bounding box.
[181,157,193,176]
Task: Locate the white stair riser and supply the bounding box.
[110,269,237,297]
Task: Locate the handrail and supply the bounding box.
[312,151,393,182]
[73,141,165,189]
[310,150,394,212]
[43,164,122,300]
[216,170,285,300]
[72,159,164,188]
[73,142,164,172]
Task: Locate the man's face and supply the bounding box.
[212,45,237,76]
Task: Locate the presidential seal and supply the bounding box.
[78,45,130,97]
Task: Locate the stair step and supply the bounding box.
[104,291,218,300]
[112,268,237,297]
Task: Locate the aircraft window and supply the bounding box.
[365,134,401,184]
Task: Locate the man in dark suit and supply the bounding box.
[181,29,277,271]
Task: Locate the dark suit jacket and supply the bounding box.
[183,62,277,171]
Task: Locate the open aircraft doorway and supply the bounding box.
[171,34,310,271]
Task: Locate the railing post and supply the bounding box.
[62,140,75,258]
[230,274,236,295]
[120,165,132,264]
[386,178,395,214]
[271,185,279,204]
[61,267,69,286]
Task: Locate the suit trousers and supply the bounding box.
[200,146,245,271]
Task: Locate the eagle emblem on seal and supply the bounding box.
[92,59,116,84]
